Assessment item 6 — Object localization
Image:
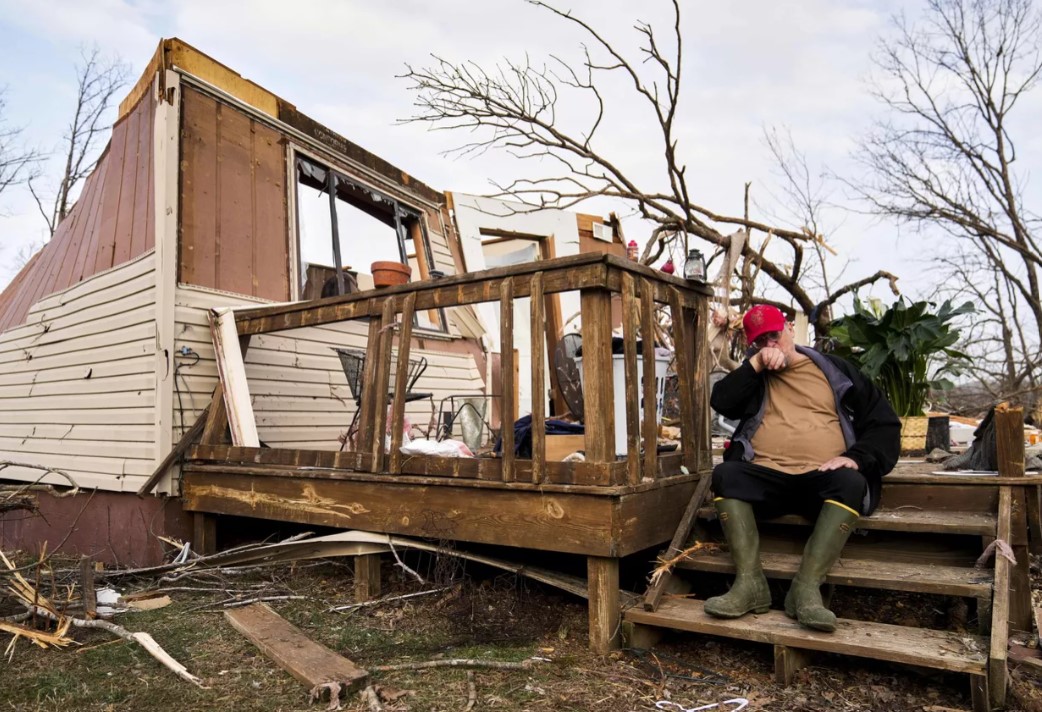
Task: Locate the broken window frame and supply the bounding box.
[291,149,447,333]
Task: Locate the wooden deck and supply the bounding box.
[181,254,714,654]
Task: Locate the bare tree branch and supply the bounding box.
[854,0,1042,413]
[400,1,899,335]
[28,47,129,236]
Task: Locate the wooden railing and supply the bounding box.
[200,253,713,488]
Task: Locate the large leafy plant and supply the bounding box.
[827,297,974,417]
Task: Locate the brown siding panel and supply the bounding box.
[215,103,254,294]
[0,94,155,333]
[180,86,288,300]
[251,123,287,300]
[180,88,218,288]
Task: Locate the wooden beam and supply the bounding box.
[209,309,258,447]
[587,556,620,654]
[642,471,715,611]
[988,485,1012,709]
[692,296,712,471]
[137,404,211,496]
[581,288,616,462]
[225,603,368,697]
[389,293,416,474]
[530,273,546,484]
[500,277,515,481]
[621,273,641,485]
[183,470,620,556]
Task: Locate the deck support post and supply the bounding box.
[587,555,620,654]
[193,512,217,556]
[774,644,812,686]
[353,553,382,601]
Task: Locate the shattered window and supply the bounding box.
[295,154,446,331]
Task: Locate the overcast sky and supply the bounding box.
[1,0,1037,308]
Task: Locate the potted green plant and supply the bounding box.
[827,297,974,453]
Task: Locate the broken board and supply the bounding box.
[225,603,368,698]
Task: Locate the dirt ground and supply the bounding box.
[1,550,1040,712]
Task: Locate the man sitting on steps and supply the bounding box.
[706,304,900,632]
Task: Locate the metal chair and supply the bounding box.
[333,347,434,449]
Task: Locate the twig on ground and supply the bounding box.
[361,685,384,712]
[387,540,425,584]
[371,658,544,672]
[328,587,449,612]
[463,670,477,711]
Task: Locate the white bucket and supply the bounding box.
[576,352,670,456]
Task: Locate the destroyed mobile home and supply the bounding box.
[1,38,1041,712]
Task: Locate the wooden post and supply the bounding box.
[357,307,382,456]
[995,404,1032,631]
[389,293,417,474]
[369,298,396,471]
[193,512,217,556]
[581,288,616,463]
[353,553,382,601]
[79,555,96,619]
[500,278,515,481]
[530,273,546,484]
[988,485,1012,709]
[621,273,641,485]
[692,296,712,472]
[639,280,657,478]
[669,289,699,473]
[587,556,620,654]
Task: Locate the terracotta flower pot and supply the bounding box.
[371,261,411,288]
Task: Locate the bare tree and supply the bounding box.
[400,0,897,335]
[855,0,1042,411]
[0,89,38,203]
[28,48,129,237]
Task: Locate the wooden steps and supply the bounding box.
[676,549,993,598]
[696,506,997,536]
[625,597,988,676]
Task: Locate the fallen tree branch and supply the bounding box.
[371,657,545,672]
[15,606,204,687]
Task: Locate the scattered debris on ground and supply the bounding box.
[2,540,1039,711]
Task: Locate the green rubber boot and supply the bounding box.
[704,499,771,619]
[784,501,859,632]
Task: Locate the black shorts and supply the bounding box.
[711,460,868,518]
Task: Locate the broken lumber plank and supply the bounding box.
[225,602,368,697]
[137,403,211,496]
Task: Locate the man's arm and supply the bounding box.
[832,357,901,477]
[710,358,765,419]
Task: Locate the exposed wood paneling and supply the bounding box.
[181,87,218,289]
[180,87,288,301]
[0,93,155,333]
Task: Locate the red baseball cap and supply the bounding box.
[742,305,787,344]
